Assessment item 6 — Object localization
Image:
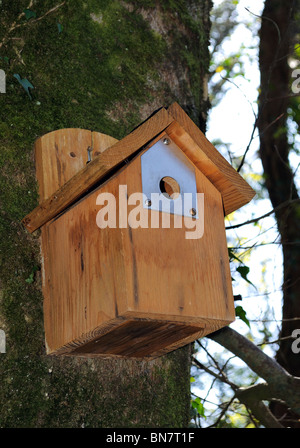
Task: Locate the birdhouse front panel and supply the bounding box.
[23,104,255,359]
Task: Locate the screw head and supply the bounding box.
[163,138,170,145]
[145,198,152,207]
[190,208,197,217]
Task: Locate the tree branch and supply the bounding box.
[208,327,288,384]
[236,389,284,428]
[26,2,66,25]
[193,341,286,427]
[192,356,237,390]
[0,2,65,50]
[236,383,277,402]
[207,327,300,414]
[225,198,300,230]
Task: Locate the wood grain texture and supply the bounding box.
[35,128,118,202]
[37,128,119,354]
[42,136,235,356]
[120,149,235,323]
[71,320,202,358]
[167,102,256,215]
[23,108,173,232]
[35,129,91,201]
[51,325,222,359]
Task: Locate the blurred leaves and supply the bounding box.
[191,397,206,419]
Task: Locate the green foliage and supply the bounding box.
[224,403,257,428]
[228,247,243,263]
[23,9,37,20]
[228,248,256,289]
[236,265,255,288]
[25,265,40,284]
[191,397,206,418]
[235,305,250,328]
[208,0,259,106]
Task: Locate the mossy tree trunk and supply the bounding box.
[0,0,211,428]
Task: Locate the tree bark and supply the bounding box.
[258,0,300,427]
[0,0,211,428]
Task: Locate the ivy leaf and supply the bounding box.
[25,273,34,284]
[191,397,206,418]
[25,266,39,284]
[236,265,256,288]
[57,22,63,33]
[235,305,250,328]
[13,74,34,99]
[24,9,37,20]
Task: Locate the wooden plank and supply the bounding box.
[35,129,118,202]
[24,103,255,231]
[70,320,203,358]
[92,131,119,157]
[37,129,119,353]
[52,321,210,359]
[42,202,129,353]
[35,129,92,202]
[120,150,235,324]
[167,102,256,215]
[22,107,173,232]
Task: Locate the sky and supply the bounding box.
[207,0,263,156]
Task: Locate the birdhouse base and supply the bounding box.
[51,315,224,359]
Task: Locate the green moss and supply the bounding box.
[124,0,211,129]
[1,0,166,140]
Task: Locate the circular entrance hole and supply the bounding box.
[159,176,180,199]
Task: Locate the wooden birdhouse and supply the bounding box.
[23,103,255,359]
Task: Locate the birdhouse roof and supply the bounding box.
[22,103,255,233]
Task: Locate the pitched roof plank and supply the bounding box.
[167,103,256,215]
[22,107,173,233]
